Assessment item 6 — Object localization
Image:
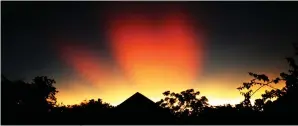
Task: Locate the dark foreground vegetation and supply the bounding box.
[2,44,298,125]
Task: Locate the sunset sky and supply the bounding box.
[2,2,298,106]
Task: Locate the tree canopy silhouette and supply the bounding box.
[156,89,209,117]
[2,76,58,124]
[237,43,298,123]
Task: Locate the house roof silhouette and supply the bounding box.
[116,92,158,110]
[111,92,177,124]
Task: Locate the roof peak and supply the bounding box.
[134,92,141,95]
[116,92,155,108]
[131,92,147,98]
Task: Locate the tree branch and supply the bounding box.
[250,80,278,97]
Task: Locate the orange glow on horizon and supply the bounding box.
[53,4,285,107]
[106,4,204,100]
[54,4,207,106]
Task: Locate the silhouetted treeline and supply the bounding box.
[2,44,298,124]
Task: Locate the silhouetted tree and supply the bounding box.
[51,98,113,124]
[2,76,58,124]
[237,43,298,124]
[157,89,209,117]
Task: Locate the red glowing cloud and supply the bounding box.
[54,4,206,105]
[57,40,111,86]
[106,4,205,95]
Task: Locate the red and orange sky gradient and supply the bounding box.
[53,3,286,106]
[2,2,296,106]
